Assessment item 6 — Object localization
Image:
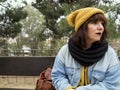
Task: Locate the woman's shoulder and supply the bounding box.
[94,45,119,71]
[102,45,119,67]
[107,45,118,56]
[56,44,69,57]
[58,44,68,53]
[56,44,73,62]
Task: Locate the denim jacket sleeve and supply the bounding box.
[51,56,72,90]
[52,45,74,90]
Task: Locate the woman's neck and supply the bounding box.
[85,41,93,49]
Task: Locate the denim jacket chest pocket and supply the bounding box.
[91,70,105,84]
[66,67,80,86]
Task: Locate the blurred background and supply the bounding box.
[0,0,120,56]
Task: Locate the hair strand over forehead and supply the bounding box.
[87,14,107,25]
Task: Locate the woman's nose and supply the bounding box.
[97,23,104,30]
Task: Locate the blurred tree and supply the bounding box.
[19,5,46,56]
[0,0,28,38]
[0,0,28,56]
[32,0,64,38]
[33,0,120,39]
[98,1,120,39]
[32,0,99,38]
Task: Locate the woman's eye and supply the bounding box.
[101,22,104,25]
[90,22,97,24]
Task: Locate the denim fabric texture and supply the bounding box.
[51,44,120,90]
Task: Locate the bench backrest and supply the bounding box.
[0,56,55,76]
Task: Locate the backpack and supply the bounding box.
[35,67,55,90]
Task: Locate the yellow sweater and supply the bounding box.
[66,66,90,90]
[79,66,90,86]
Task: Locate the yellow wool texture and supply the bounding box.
[66,86,76,90]
[66,7,105,32]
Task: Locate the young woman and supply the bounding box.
[51,7,120,90]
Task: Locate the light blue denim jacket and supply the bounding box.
[51,44,120,90]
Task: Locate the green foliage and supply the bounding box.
[0,1,28,38]
[99,2,120,39]
[6,8,28,23]
[0,0,28,56]
[32,0,64,37]
[17,5,46,56]
[0,38,5,48]
[1,0,120,56]
[107,18,117,39]
[33,0,100,39]
[55,18,74,37]
[0,0,6,2]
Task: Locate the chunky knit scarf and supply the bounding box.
[68,38,108,66]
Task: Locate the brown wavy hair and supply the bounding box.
[71,13,107,48]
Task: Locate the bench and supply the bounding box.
[0,56,55,90]
[0,56,120,90]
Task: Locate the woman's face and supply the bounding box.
[86,21,104,44]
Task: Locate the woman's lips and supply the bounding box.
[96,32,102,36]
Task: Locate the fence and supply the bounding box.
[0,49,120,56]
[0,49,59,56]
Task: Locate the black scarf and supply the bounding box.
[68,38,108,66]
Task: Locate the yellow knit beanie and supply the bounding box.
[66,7,105,32]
